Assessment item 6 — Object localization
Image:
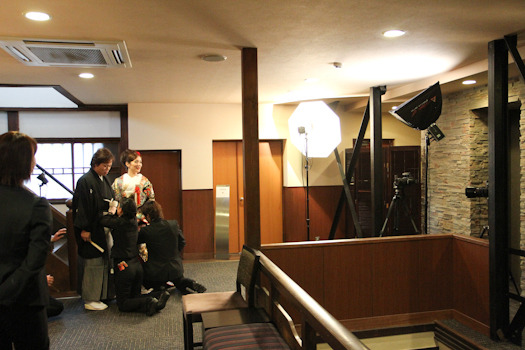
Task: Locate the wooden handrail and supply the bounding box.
[35,163,74,195]
[257,251,369,350]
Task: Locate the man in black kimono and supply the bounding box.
[73,148,115,311]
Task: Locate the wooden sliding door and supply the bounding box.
[213,140,283,254]
[138,150,182,223]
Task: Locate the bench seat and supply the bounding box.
[203,323,290,350]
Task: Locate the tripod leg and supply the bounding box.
[400,199,419,234]
[380,197,396,237]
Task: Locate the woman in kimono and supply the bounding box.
[112,149,154,213]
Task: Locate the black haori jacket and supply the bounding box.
[72,168,113,259]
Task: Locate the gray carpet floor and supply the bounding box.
[48,259,524,349]
[48,260,239,350]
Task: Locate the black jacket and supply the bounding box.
[72,168,113,258]
[0,185,51,306]
[99,214,139,261]
[138,219,184,283]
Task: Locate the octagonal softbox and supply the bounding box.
[389,82,442,130]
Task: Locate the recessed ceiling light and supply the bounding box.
[25,11,51,21]
[383,29,406,38]
[201,54,227,62]
[462,80,476,85]
[304,78,319,83]
[79,73,94,79]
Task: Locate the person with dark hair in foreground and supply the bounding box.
[100,198,169,316]
[0,131,52,350]
[139,201,206,294]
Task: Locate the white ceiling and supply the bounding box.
[1,0,525,108]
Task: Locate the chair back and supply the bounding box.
[236,245,260,307]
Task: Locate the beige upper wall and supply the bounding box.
[129,102,420,190]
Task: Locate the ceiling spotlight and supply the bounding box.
[383,29,406,38]
[462,80,476,85]
[25,12,51,21]
[304,78,319,83]
[79,73,94,79]
[201,54,227,62]
[333,62,343,69]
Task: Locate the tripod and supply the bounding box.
[379,183,419,237]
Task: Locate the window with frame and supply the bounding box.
[26,139,120,201]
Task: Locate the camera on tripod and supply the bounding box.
[465,185,488,198]
[394,172,416,188]
[380,172,420,237]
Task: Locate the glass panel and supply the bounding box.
[36,143,72,170]
[29,143,74,199]
[27,140,119,200]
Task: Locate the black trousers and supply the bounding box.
[47,297,64,318]
[144,276,196,294]
[0,304,49,350]
[113,257,153,313]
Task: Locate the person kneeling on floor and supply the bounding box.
[100,197,169,316]
[139,201,206,295]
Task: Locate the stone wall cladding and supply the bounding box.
[423,85,489,236]
[422,78,525,289]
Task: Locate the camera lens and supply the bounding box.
[465,187,488,198]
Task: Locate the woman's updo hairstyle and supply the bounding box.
[120,149,140,168]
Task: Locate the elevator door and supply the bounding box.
[213,140,283,253]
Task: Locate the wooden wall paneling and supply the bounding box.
[283,187,307,242]
[260,245,324,325]
[259,141,284,244]
[309,186,347,240]
[261,234,489,332]
[323,243,374,320]
[182,189,214,258]
[371,239,421,316]
[416,236,453,311]
[453,237,490,326]
[261,246,324,304]
[283,186,347,242]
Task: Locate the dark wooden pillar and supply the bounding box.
[119,108,129,172]
[241,47,261,249]
[370,86,385,236]
[488,38,509,340]
[7,111,19,131]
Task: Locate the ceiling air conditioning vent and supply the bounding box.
[0,38,131,68]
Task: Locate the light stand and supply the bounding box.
[37,173,48,197]
[424,123,445,234]
[424,132,430,234]
[388,83,444,235]
[288,101,342,241]
[298,126,311,240]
